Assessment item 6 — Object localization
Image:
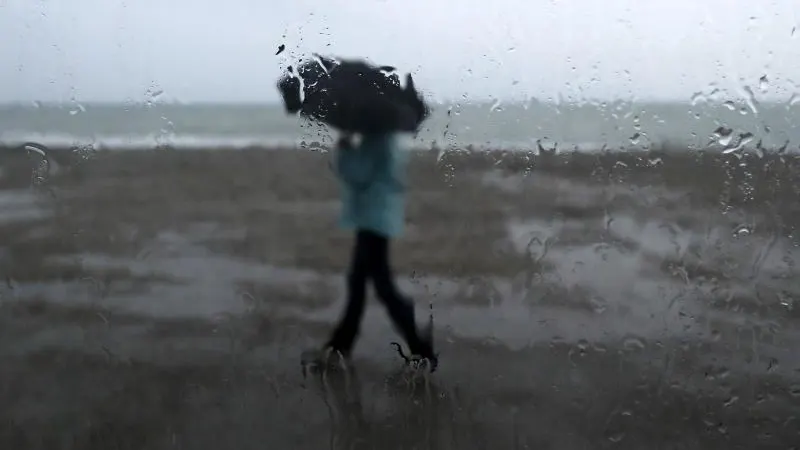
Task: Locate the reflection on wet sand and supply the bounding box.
[0,147,798,448]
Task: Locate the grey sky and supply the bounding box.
[1,0,797,103]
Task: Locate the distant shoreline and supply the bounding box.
[0,99,796,109]
[2,101,797,154]
[0,142,800,161]
[1,140,797,155]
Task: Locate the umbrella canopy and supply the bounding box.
[277,55,430,134]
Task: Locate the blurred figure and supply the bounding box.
[319,132,437,371]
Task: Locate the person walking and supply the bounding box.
[317,132,437,371]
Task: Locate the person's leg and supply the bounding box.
[366,231,436,366]
[325,230,373,357]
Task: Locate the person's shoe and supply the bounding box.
[390,340,438,373]
[410,337,438,373]
[415,351,438,373]
[301,345,351,375]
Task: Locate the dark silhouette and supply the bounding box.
[277,55,430,134]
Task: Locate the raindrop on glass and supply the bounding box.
[69,103,86,116]
[590,296,607,314]
[759,75,769,93]
[723,396,739,407]
[786,94,800,108]
[741,85,759,115]
[623,337,645,351]
[72,143,96,161]
[711,126,734,147]
[777,291,794,310]
[145,86,165,108]
[733,225,752,237]
[576,339,589,356]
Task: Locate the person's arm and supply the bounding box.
[382,136,406,192]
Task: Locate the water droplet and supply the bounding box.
[711,126,734,146]
[590,297,607,314]
[722,132,755,154]
[723,101,736,111]
[777,291,794,310]
[69,103,86,115]
[489,98,503,112]
[759,75,769,92]
[740,85,760,115]
[733,225,752,237]
[72,143,96,161]
[623,337,645,351]
[786,94,800,109]
[592,343,608,353]
[790,385,800,397]
[690,91,705,106]
[723,395,739,407]
[145,86,165,107]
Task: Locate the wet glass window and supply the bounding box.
[1,0,798,448]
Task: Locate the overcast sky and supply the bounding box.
[1,0,798,103]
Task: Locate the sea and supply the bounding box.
[1,99,799,153]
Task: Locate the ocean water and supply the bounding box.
[1,100,799,152]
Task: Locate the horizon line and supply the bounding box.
[0,99,791,107]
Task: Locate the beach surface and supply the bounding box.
[1,145,799,449]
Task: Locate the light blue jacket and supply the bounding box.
[336,133,408,238]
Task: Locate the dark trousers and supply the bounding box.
[326,230,431,358]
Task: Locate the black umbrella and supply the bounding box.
[277,55,430,134]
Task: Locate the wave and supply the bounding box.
[0,130,614,152]
[2,131,796,154]
[0,132,302,150]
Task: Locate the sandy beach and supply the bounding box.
[1,145,799,449]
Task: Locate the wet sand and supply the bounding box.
[1,146,799,449]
